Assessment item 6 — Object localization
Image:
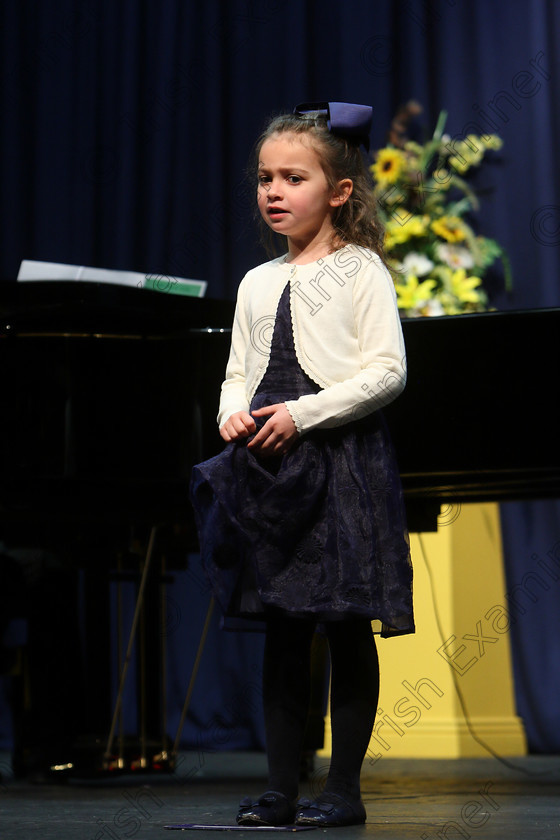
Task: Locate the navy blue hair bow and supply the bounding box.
[293,101,373,151]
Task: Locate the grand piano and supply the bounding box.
[3,281,558,518]
[1,280,559,777]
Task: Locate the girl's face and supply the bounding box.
[257,133,350,249]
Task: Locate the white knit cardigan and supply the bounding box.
[218,244,407,435]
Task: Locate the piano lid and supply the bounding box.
[0,280,235,337]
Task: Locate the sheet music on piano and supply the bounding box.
[17,259,207,298]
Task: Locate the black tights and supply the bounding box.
[262,613,380,802]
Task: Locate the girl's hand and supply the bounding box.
[220,411,257,442]
[247,403,299,457]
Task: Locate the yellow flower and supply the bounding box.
[385,228,404,251]
[371,148,406,185]
[384,220,406,249]
[448,155,469,174]
[448,136,484,172]
[431,168,452,189]
[394,274,437,310]
[449,269,483,303]
[431,215,467,243]
[405,215,429,237]
[385,215,428,249]
[481,134,503,151]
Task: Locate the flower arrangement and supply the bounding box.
[370,102,511,317]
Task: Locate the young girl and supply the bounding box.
[190,101,413,827]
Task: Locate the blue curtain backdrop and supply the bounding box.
[1,0,559,755]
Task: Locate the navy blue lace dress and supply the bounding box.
[190,283,414,637]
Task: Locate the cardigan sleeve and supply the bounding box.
[217,279,252,428]
[284,259,406,434]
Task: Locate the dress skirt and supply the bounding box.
[190,284,414,637]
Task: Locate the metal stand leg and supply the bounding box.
[173,596,215,755]
[114,551,125,770]
[104,525,158,767]
[153,554,172,770]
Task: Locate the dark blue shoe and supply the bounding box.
[236,790,297,826]
[295,792,366,826]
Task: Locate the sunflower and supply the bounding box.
[431,215,467,243]
[371,148,406,185]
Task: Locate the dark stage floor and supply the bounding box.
[1,752,560,839]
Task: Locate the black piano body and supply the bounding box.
[0,281,234,535]
[2,281,559,522]
[384,304,560,527]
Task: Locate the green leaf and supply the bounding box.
[433,110,448,142]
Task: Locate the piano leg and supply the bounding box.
[1,547,83,782]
